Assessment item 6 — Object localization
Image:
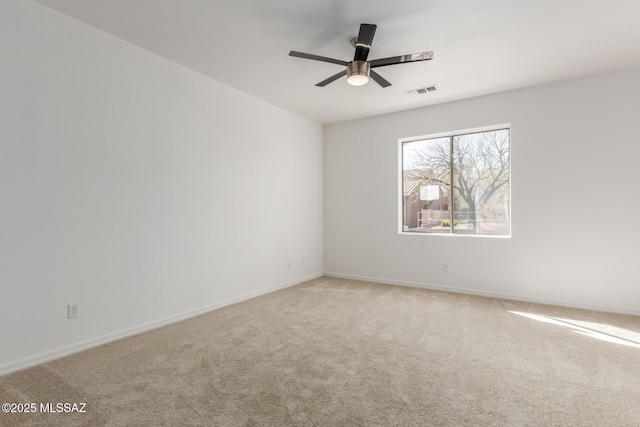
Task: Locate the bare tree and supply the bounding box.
[407,130,509,229]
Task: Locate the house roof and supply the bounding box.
[402,169,431,197]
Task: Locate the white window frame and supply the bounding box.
[398,124,511,238]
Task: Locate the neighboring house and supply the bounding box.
[402,169,450,230]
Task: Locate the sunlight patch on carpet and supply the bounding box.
[509,311,640,349]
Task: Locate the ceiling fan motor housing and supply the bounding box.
[347,60,370,86]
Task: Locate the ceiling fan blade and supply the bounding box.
[370,51,434,68]
[370,70,391,88]
[353,23,377,62]
[356,23,377,47]
[316,70,347,87]
[289,51,348,66]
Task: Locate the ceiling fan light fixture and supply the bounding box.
[347,61,370,86]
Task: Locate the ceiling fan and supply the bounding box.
[289,23,433,88]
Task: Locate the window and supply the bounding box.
[401,127,510,236]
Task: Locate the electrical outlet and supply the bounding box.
[68,304,79,319]
[288,261,293,269]
[442,263,448,273]
[301,258,306,266]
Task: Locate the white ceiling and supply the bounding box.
[33,0,640,124]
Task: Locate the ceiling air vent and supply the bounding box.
[406,85,437,95]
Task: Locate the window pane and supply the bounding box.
[402,137,451,233]
[452,129,510,235]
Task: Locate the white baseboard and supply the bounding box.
[324,272,640,317]
[0,273,323,377]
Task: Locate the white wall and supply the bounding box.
[325,67,640,315]
[0,1,323,374]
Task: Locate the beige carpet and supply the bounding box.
[1,276,640,426]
